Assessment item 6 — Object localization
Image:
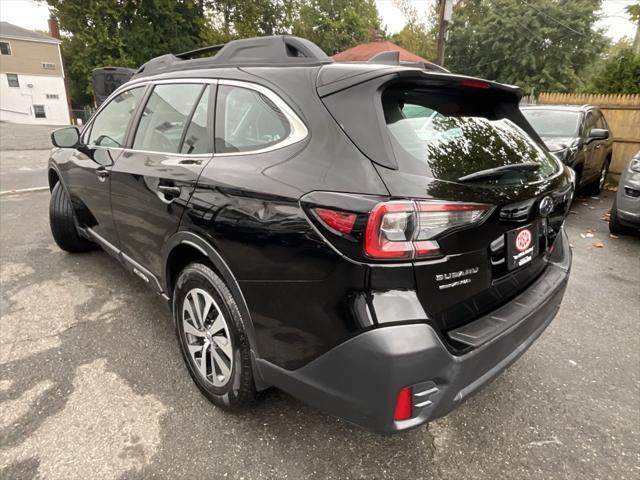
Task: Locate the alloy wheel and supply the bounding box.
[182,288,233,387]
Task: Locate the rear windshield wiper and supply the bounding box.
[457,162,540,182]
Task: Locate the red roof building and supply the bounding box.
[333,40,432,65]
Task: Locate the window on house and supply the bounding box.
[6,74,19,88]
[46,94,59,100]
[0,42,11,55]
[41,62,56,70]
[33,105,46,118]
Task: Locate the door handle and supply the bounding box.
[157,185,181,197]
[96,167,109,182]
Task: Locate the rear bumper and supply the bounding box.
[616,172,640,227]
[257,229,571,433]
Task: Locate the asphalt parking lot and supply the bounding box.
[0,123,638,479]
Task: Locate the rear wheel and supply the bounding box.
[49,182,93,253]
[173,262,256,410]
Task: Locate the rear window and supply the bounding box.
[382,85,559,184]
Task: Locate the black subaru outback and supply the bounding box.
[48,36,573,433]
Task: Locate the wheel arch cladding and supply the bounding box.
[48,168,60,191]
[162,232,265,382]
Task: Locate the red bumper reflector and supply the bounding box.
[394,386,413,421]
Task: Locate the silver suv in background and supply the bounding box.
[610,150,640,235]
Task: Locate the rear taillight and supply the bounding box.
[313,207,357,235]
[364,200,492,260]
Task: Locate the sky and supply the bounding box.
[0,0,637,41]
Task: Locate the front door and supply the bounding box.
[64,86,146,246]
[109,81,214,278]
[581,110,599,182]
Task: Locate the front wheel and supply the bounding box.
[49,182,94,253]
[173,262,257,410]
[609,197,634,235]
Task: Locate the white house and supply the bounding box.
[0,21,70,125]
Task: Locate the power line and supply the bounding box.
[519,0,589,37]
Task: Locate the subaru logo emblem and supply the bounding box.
[539,196,554,216]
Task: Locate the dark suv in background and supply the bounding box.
[521,105,613,194]
[47,36,573,433]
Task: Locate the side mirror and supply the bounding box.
[588,128,609,142]
[51,126,82,148]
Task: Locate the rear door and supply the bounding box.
[109,81,214,280]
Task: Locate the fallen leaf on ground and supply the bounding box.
[588,206,595,210]
[580,233,586,239]
[570,210,577,215]
[591,196,599,200]
[586,232,595,238]
[609,234,619,239]
[581,202,589,206]
[569,243,574,248]
[593,242,604,248]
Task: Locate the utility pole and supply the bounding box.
[436,0,454,67]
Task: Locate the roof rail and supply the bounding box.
[175,44,225,60]
[367,50,450,73]
[368,51,400,65]
[132,35,333,79]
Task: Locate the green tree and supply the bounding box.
[44,0,206,107]
[445,0,609,94]
[389,0,437,61]
[584,43,640,94]
[203,0,296,42]
[292,0,381,54]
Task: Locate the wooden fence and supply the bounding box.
[537,93,640,175]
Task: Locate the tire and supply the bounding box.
[49,182,94,253]
[609,197,634,236]
[584,158,610,195]
[173,262,256,410]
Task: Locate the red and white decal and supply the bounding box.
[515,228,532,252]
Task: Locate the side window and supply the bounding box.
[180,86,211,154]
[88,87,144,147]
[215,85,291,154]
[595,112,607,129]
[133,83,204,153]
[582,112,594,137]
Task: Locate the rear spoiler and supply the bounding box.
[317,66,521,100]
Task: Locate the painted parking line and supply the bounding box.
[0,186,49,196]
